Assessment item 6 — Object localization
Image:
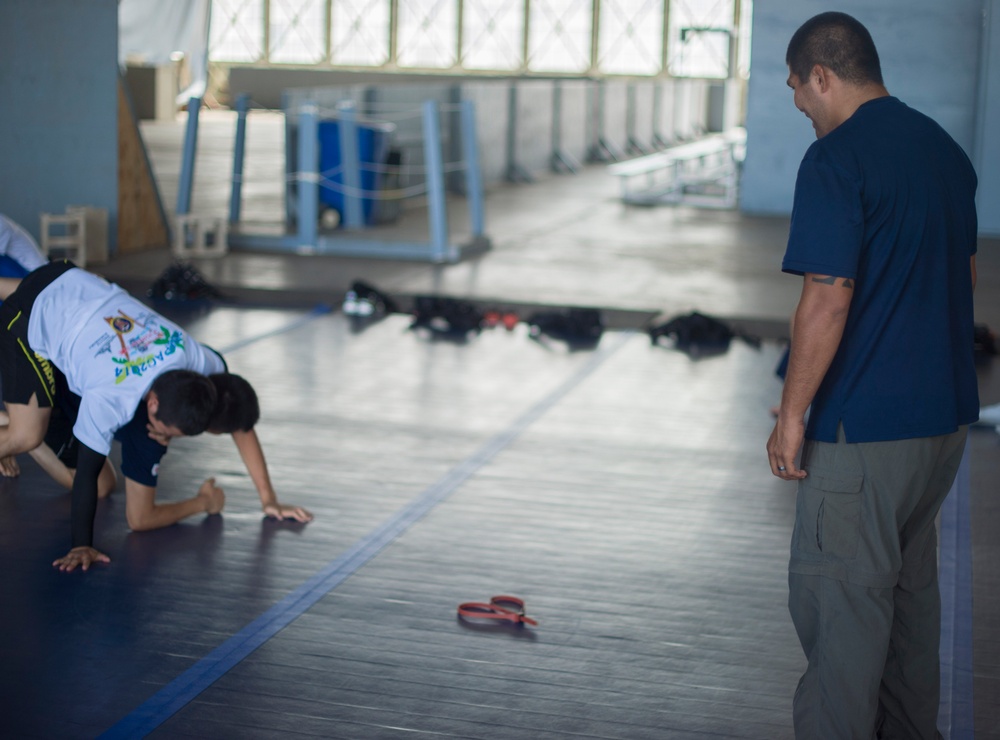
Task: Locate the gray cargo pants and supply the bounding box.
[788,425,967,739]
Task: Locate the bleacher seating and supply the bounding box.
[608,128,747,209]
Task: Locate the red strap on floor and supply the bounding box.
[457,595,538,626]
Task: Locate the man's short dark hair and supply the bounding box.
[149,370,217,435]
[786,12,883,86]
[208,373,260,433]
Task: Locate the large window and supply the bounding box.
[270,0,326,63]
[527,0,592,73]
[397,0,458,68]
[209,0,750,78]
[331,0,390,65]
[463,0,524,70]
[666,0,735,78]
[598,0,664,75]
[210,0,265,62]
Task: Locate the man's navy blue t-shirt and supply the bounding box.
[783,96,979,443]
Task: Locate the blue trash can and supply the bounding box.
[317,118,394,226]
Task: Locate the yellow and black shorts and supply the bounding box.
[0,260,75,408]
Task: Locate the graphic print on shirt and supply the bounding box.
[99,309,186,384]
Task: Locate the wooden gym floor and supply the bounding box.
[0,110,997,738]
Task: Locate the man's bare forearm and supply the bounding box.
[231,429,278,509]
[780,274,854,421]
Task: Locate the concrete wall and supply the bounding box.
[460,81,510,184]
[674,80,709,140]
[976,0,1000,236]
[742,0,987,217]
[516,81,557,175]
[555,81,590,167]
[599,82,630,158]
[632,83,656,148]
[0,0,119,247]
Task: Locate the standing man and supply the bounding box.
[766,12,978,739]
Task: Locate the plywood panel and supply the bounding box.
[118,76,169,254]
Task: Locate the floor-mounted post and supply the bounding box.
[337,101,365,230]
[422,100,451,262]
[551,81,580,173]
[460,100,485,239]
[229,94,250,224]
[177,97,201,216]
[297,103,319,250]
[505,84,532,183]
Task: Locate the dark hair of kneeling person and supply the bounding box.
[149,369,218,436]
[207,373,261,434]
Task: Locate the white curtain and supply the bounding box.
[118,0,211,103]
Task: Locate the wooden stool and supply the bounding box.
[40,211,87,267]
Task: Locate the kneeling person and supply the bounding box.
[4,371,312,540]
[0,261,223,570]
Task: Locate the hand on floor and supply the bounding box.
[263,502,314,523]
[52,546,111,572]
[199,478,225,515]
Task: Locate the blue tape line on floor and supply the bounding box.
[937,442,974,740]
[215,303,333,355]
[98,331,635,739]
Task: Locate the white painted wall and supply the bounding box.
[742,0,986,218]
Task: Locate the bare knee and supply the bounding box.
[124,485,159,531]
[125,500,158,531]
[0,425,46,456]
[126,510,152,532]
[0,403,50,456]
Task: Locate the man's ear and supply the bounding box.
[812,64,833,92]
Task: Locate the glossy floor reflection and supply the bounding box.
[2,303,996,738]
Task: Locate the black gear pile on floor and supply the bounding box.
[526,307,603,350]
[148,262,223,302]
[410,296,484,340]
[648,311,760,358]
[349,284,605,349]
[342,280,399,331]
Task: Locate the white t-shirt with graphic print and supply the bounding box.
[27,268,225,455]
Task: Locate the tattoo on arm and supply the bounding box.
[811,275,854,289]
